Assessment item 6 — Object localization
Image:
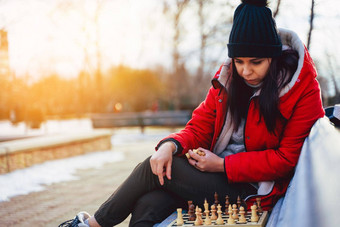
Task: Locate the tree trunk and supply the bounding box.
[163,0,190,109]
[307,0,315,50]
[273,0,281,18]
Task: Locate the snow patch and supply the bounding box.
[0,150,125,202]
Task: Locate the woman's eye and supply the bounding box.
[252,61,262,65]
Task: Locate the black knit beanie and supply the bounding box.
[228,0,282,58]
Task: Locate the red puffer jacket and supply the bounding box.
[156,29,325,210]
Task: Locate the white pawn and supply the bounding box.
[210,204,217,220]
[232,204,238,220]
[251,204,259,222]
[238,206,247,224]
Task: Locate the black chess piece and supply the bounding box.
[225,195,230,215]
[188,203,196,221]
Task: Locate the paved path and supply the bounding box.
[0,140,156,227]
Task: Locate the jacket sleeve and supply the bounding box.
[156,86,219,155]
[225,77,325,183]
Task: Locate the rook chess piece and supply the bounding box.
[176,208,184,226]
[188,203,196,221]
[188,200,193,209]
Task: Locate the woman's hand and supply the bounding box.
[150,142,175,185]
[187,148,224,172]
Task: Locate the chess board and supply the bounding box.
[167,211,269,227]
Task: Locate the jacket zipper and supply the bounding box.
[243,95,261,202]
[243,96,256,152]
[243,95,277,202]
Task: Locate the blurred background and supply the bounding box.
[0,0,339,131]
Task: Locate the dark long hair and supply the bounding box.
[227,49,299,133]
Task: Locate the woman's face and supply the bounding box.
[234,57,272,86]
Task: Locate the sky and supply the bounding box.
[0,0,168,79]
[0,0,339,93]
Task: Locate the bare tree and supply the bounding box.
[317,75,329,106]
[195,0,210,103]
[93,2,106,81]
[194,0,233,103]
[325,52,340,101]
[49,0,109,112]
[93,0,107,112]
[273,0,281,18]
[162,0,191,109]
[307,0,315,50]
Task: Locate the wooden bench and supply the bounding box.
[91,110,192,132]
[0,130,112,174]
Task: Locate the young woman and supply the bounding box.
[60,0,324,226]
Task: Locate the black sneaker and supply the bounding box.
[58,211,91,227]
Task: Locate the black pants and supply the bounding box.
[94,156,256,227]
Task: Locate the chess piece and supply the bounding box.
[214,192,219,208]
[237,195,241,209]
[250,204,259,222]
[240,198,248,214]
[197,150,205,156]
[216,204,224,225]
[204,209,212,225]
[186,149,206,159]
[225,195,230,215]
[256,197,263,213]
[198,208,203,225]
[210,204,217,220]
[176,208,184,226]
[194,206,202,225]
[227,204,235,224]
[203,199,209,216]
[188,200,193,208]
[232,204,238,220]
[188,203,196,221]
[238,206,247,224]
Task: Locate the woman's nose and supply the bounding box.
[242,65,252,76]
